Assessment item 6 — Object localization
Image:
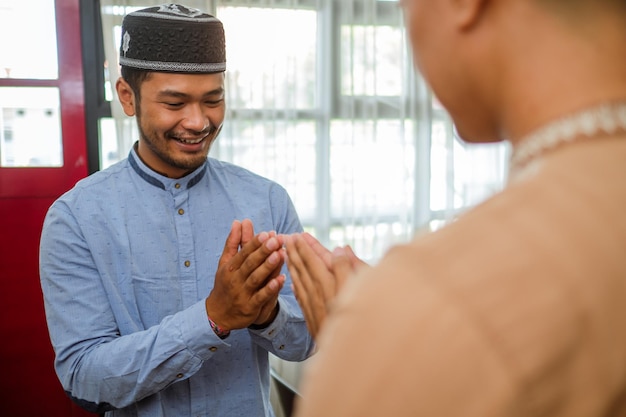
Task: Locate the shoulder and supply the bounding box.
[206,158,272,181]
[205,158,289,194]
[50,159,133,211]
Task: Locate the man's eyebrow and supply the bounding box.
[156,87,225,99]
[156,90,188,99]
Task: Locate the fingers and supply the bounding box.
[224,226,282,281]
[210,222,287,330]
[218,221,281,290]
[344,245,368,270]
[285,235,316,333]
[251,274,285,325]
[330,247,355,292]
[301,232,333,269]
[218,220,243,268]
[285,234,334,338]
[285,235,312,306]
[288,234,329,298]
[241,218,255,247]
[240,232,285,290]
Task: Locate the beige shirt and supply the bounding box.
[294,136,626,417]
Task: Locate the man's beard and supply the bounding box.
[136,114,217,173]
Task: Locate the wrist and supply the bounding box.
[249,303,280,330]
[205,296,230,339]
[207,315,230,339]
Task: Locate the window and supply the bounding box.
[0,0,63,168]
[0,87,62,167]
[0,0,59,80]
[98,0,508,262]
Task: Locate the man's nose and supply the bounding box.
[182,104,209,132]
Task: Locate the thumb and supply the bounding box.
[219,220,242,267]
[331,247,354,292]
[344,245,368,269]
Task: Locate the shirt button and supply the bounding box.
[175,183,181,189]
[178,208,185,215]
[278,345,285,350]
[268,330,275,336]
[184,260,191,267]
[209,346,218,352]
[176,373,184,378]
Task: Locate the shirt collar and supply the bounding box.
[128,144,207,191]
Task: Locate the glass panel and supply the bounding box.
[429,119,455,211]
[100,6,318,170]
[217,119,317,221]
[98,114,137,170]
[430,119,508,212]
[329,119,414,218]
[218,7,317,110]
[329,221,411,263]
[451,136,509,208]
[341,25,404,97]
[0,0,58,79]
[99,117,122,170]
[0,87,63,167]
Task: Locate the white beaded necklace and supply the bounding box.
[509,101,626,180]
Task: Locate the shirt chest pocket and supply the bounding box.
[130,264,184,327]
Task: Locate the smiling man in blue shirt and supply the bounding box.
[39,4,314,416]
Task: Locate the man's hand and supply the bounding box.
[284,233,367,338]
[205,219,285,331]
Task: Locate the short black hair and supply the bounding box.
[120,66,152,98]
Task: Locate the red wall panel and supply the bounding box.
[0,0,96,416]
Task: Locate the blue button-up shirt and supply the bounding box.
[39,147,314,417]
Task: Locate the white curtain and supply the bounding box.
[99,0,509,263]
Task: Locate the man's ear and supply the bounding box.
[453,0,490,30]
[115,77,137,117]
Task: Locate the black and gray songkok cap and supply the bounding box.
[119,4,226,73]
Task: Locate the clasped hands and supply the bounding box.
[205,219,286,332]
[283,233,367,339]
[206,218,366,340]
